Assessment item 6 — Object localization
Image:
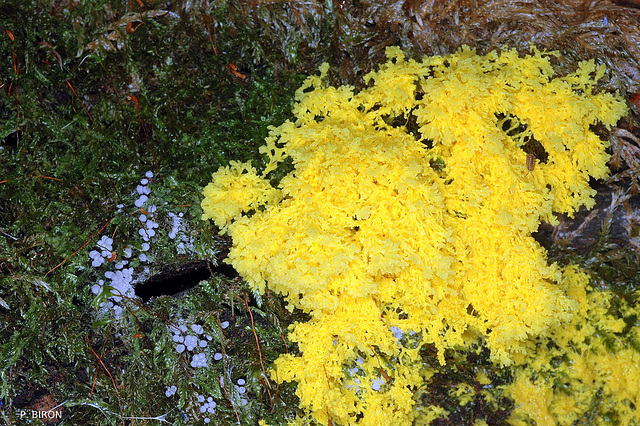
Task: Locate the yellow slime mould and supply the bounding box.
[203,46,627,425]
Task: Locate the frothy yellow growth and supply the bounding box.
[202,46,626,425]
[507,268,640,425]
[201,160,281,232]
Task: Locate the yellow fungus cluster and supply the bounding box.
[202,46,626,425]
[506,267,640,425]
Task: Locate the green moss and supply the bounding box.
[0,0,311,423]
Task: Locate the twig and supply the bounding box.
[219,376,241,424]
[31,175,63,182]
[66,80,93,123]
[46,218,113,276]
[244,291,270,389]
[86,332,125,425]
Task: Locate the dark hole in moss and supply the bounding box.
[2,131,20,148]
[136,260,238,302]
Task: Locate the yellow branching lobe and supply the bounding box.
[506,267,640,425]
[202,46,626,425]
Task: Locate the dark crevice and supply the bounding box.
[522,138,548,164]
[496,112,549,163]
[136,259,238,303]
[381,108,422,141]
[2,131,20,148]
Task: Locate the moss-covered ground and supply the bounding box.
[1,1,639,425]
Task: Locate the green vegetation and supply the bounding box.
[0,1,311,424]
